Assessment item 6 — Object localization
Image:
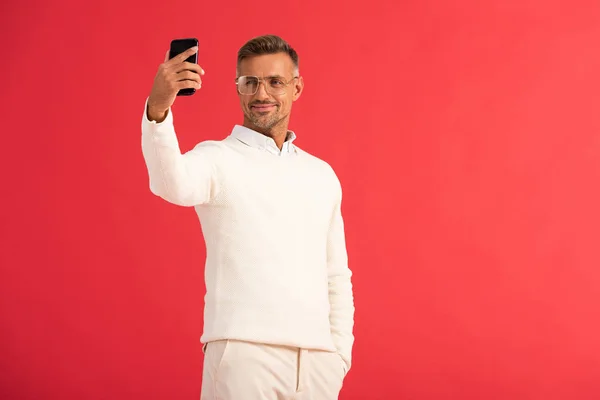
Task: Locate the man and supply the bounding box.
[141,34,355,399]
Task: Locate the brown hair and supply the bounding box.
[237,35,299,75]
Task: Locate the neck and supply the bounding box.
[243,118,290,150]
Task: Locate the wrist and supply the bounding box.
[146,103,168,123]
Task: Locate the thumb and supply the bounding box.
[164,50,170,62]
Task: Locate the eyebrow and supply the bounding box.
[243,75,290,80]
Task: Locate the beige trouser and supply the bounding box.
[200,339,346,400]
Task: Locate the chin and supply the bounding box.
[249,116,278,130]
[254,122,276,131]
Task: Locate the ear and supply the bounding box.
[292,76,304,101]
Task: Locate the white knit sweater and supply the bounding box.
[140,102,355,373]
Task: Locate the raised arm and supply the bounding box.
[141,104,221,207]
[140,46,220,207]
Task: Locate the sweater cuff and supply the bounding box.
[141,98,178,148]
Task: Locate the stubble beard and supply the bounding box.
[247,107,282,131]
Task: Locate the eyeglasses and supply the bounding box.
[235,75,298,95]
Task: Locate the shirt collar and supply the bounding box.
[230,125,297,155]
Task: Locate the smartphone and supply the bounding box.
[169,38,199,96]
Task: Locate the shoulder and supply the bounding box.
[194,135,256,155]
[295,146,343,189]
[187,138,234,162]
[191,139,227,153]
[296,146,337,172]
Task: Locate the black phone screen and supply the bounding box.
[169,38,199,96]
[169,38,198,62]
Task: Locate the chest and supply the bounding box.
[215,155,336,228]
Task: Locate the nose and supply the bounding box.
[254,80,270,99]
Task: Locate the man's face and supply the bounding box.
[237,52,303,133]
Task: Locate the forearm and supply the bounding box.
[327,202,355,374]
[329,266,355,374]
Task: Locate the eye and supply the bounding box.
[270,79,284,87]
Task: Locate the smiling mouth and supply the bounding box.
[250,103,277,112]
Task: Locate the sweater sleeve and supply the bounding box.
[327,178,355,376]
[141,99,221,207]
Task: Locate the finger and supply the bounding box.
[164,50,170,62]
[178,80,201,90]
[176,61,205,75]
[176,70,202,83]
[167,46,198,65]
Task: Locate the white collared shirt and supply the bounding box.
[229,125,298,156]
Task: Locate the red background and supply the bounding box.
[2,0,600,399]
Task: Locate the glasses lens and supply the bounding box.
[238,76,258,94]
[237,76,291,95]
[266,78,286,95]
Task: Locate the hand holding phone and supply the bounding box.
[147,38,204,122]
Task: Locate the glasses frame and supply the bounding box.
[235,75,299,96]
